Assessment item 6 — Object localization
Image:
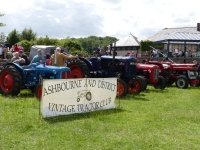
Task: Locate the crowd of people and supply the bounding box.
[0,40,78,67]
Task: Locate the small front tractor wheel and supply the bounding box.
[0,66,21,96]
[128,77,143,95]
[175,76,188,89]
[117,79,127,97]
[36,84,43,99]
[153,76,167,90]
[86,92,92,101]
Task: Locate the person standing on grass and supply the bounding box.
[50,47,78,66]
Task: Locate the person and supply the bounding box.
[9,45,15,53]
[31,49,43,64]
[11,52,25,65]
[106,46,112,55]
[3,41,9,48]
[174,48,179,57]
[95,46,101,54]
[50,47,78,66]
[3,41,10,59]
[5,49,13,59]
[137,53,141,57]
[150,50,154,57]
[125,51,130,56]
[14,44,20,52]
[19,50,30,65]
[188,50,192,57]
[129,51,135,57]
[193,60,200,74]
[178,50,183,57]
[44,53,51,65]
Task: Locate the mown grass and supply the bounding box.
[0,85,200,150]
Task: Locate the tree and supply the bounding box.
[36,35,58,45]
[6,29,20,46]
[21,28,37,41]
[18,40,32,52]
[63,40,81,52]
[0,14,6,27]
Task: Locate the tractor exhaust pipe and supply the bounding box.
[54,47,57,66]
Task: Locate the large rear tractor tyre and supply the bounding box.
[128,77,143,95]
[0,66,21,96]
[153,76,167,90]
[67,59,90,78]
[117,79,127,98]
[36,84,43,100]
[175,76,188,89]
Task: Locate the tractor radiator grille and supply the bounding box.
[154,69,159,79]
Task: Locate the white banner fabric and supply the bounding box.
[41,78,117,118]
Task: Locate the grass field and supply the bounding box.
[0,85,200,150]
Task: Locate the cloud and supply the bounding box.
[1,0,200,41]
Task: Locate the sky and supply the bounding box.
[0,0,200,41]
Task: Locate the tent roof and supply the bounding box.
[115,33,140,47]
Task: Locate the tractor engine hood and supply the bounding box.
[136,63,159,70]
[170,63,198,70]
[35,64,71,74]
[101,56,137,62]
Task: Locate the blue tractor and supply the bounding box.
[0,62,71,99]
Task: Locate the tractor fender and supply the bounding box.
[5,63,26,81]
[79,57,93,70]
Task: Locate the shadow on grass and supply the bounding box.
[43,108,124,123]
[143,88,168,93]
[123,92,149,101]
[19,92,35,98]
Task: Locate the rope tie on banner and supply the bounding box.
[116,73,121,109]
[38,74,44,117]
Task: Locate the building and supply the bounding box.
[111,33,140,56]
[146,23,200,58]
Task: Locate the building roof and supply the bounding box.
[146,27,200,42]
[115,33,140,47]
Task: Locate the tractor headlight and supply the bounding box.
[162,64,169,69]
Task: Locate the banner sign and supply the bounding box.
[41,78,117,118]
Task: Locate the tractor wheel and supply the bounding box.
[86,92,92,101]
[128,77,143,95]
[136,76,147,91]
[167,78,175,86]
[175,76,188,89]
[67,59,90,78]
[36,84,43,99]
[117,79,127,97]
[190,75,200,87]
[153,76,167,90]
[0,66,21,96]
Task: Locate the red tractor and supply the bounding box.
[147,61,200,88]
[136,63,167,90]
[146,47,200,88]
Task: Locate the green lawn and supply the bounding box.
[0,85,200,150]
